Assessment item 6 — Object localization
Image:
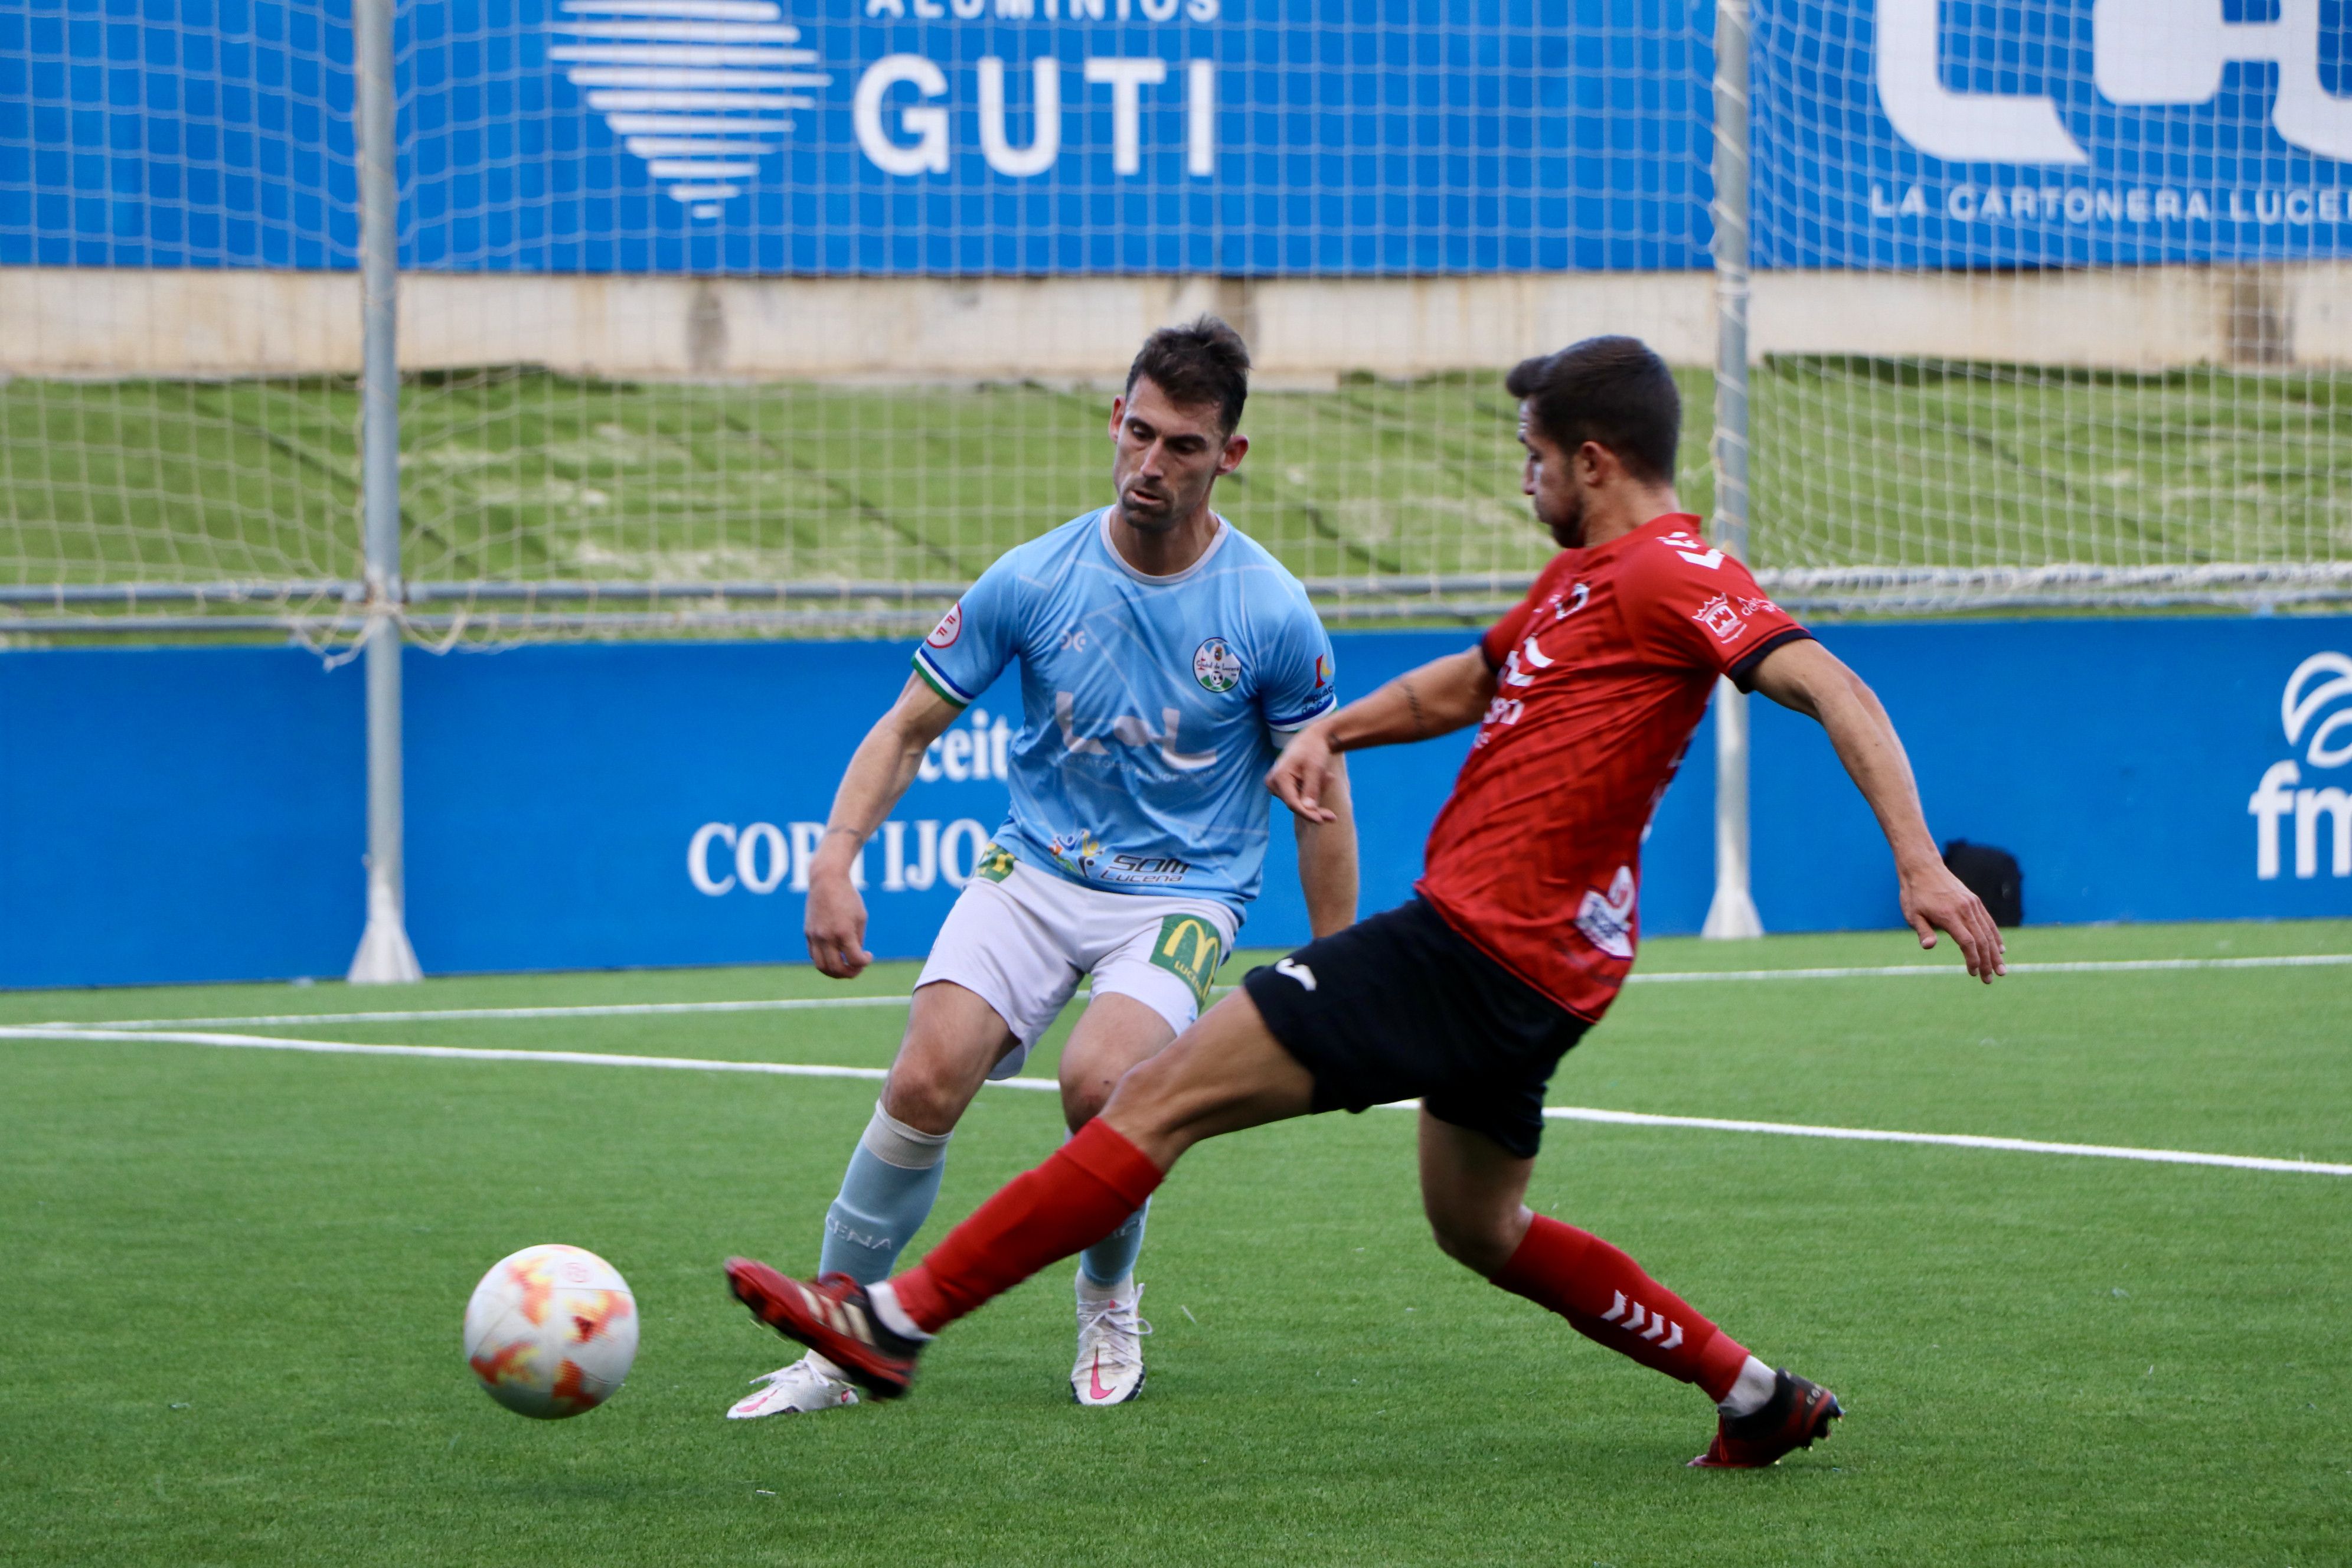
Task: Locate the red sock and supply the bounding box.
[1491,1216,1750,1400]
[890,1120,1165,1334]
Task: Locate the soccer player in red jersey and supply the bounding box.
[728,336,2007,1466]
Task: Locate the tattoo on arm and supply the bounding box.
[1401,676,1426,737]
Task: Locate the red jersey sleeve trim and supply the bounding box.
[1726,626,1815,692]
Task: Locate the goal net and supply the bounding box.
[1,0,2345,642]
[1742,0,2351,613]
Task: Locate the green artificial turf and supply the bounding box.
[5,363,2346,599]
[4,920,2348,1565]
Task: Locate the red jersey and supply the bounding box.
[1415,513,1811,1020]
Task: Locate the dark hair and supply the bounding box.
[1125,315,1251,434]
[1504,335,1680,484]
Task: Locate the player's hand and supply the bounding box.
[803,864,874,979]
[1268,724,1341,823]
[1899,860,2007,982]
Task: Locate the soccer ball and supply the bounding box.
[463,1244,638,1419]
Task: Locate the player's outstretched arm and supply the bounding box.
[1292,752,1359,936]
[804,673,966,978]
[1749,640,2007,982]
[1268,648,1495,823]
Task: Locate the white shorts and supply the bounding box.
[917,853,1238,1082]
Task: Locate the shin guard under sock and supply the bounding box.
[1491,1216,1751,1400]
[816,1103,951,1285]
[890,1120,1165,1333]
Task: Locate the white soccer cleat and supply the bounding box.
[1070,1276,1151,1407]
[725,1353,859,1419]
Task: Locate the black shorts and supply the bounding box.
[1241,896,1591,1159]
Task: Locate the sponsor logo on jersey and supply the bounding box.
[1149,914,1224,1008]
[1573,865,1638,959]
[926,602,963,648]
[974,842,1017,883]
[1738,594,1780,618]
[1550,581,1592,620]
[1105,852,1193,886]
[1057,692,1220,772]
[1691,593,1746,644]
[1047,831,1105,877]
[1314,651,1335,690]
[1194,636,1242,694]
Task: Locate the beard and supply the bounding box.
[1115,472,1197,532]
[1539,485,1587,548]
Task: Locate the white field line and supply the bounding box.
[37,995,920,1031]
[33,950,2351,1034]
[1533,1105,2350,1177]
[1628,953,2352,984]
[0,1025,996,1087]
[4,1025,2346,1179]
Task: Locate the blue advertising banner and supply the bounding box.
[2,617,2348,989]
[1752,0,2352,267]
[6,0,2344,272]
[1,0,1716,273]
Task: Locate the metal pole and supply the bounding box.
[1701,0,1764,940]
[347,0,421,984]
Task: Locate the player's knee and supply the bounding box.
[1426,1206,1520,1278]
[880,1054,974,1135]
[1062,1078,1113,1128]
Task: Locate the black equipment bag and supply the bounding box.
[1942,839,2023,927]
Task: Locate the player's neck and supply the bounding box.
[1106,504,1222,578]
[1573,484,1684,550]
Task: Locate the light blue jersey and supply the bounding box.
[912,508,1338,920]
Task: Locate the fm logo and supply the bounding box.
[1879,0,2352,164]
[2248,652,2352,880]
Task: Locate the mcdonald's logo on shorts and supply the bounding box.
[1149,914,1224,1010]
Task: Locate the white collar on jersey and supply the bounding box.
[1096,507,1232,586]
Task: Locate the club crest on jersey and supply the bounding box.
[1550,582,1592,620]
[1574,865,1638,960]
[1194,637,1242,694]
[926,602,963,649]
[1314,651,1335,690]
[1691,593,1746,644]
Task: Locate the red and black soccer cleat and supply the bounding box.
[725,1259,923,1400]
[1687,1369,1842,1468]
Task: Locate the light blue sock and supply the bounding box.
[1079,1196,1151,1288]
[817,1102,951,1286]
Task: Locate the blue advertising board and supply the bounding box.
[1,0,1717,273]
[2,617,2348,989]
[6,0,2343,273]
[1752,0,2352,267]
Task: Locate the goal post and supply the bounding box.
[347,0,422,985]
[1703,0,1765,940]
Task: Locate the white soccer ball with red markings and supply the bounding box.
[463,1244,638,1419]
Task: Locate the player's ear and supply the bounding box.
[1574,439,1615,487]
[1108,395,1128,439]
[1217,432,1249,474]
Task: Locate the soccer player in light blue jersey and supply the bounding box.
[727,319,1360,1417]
